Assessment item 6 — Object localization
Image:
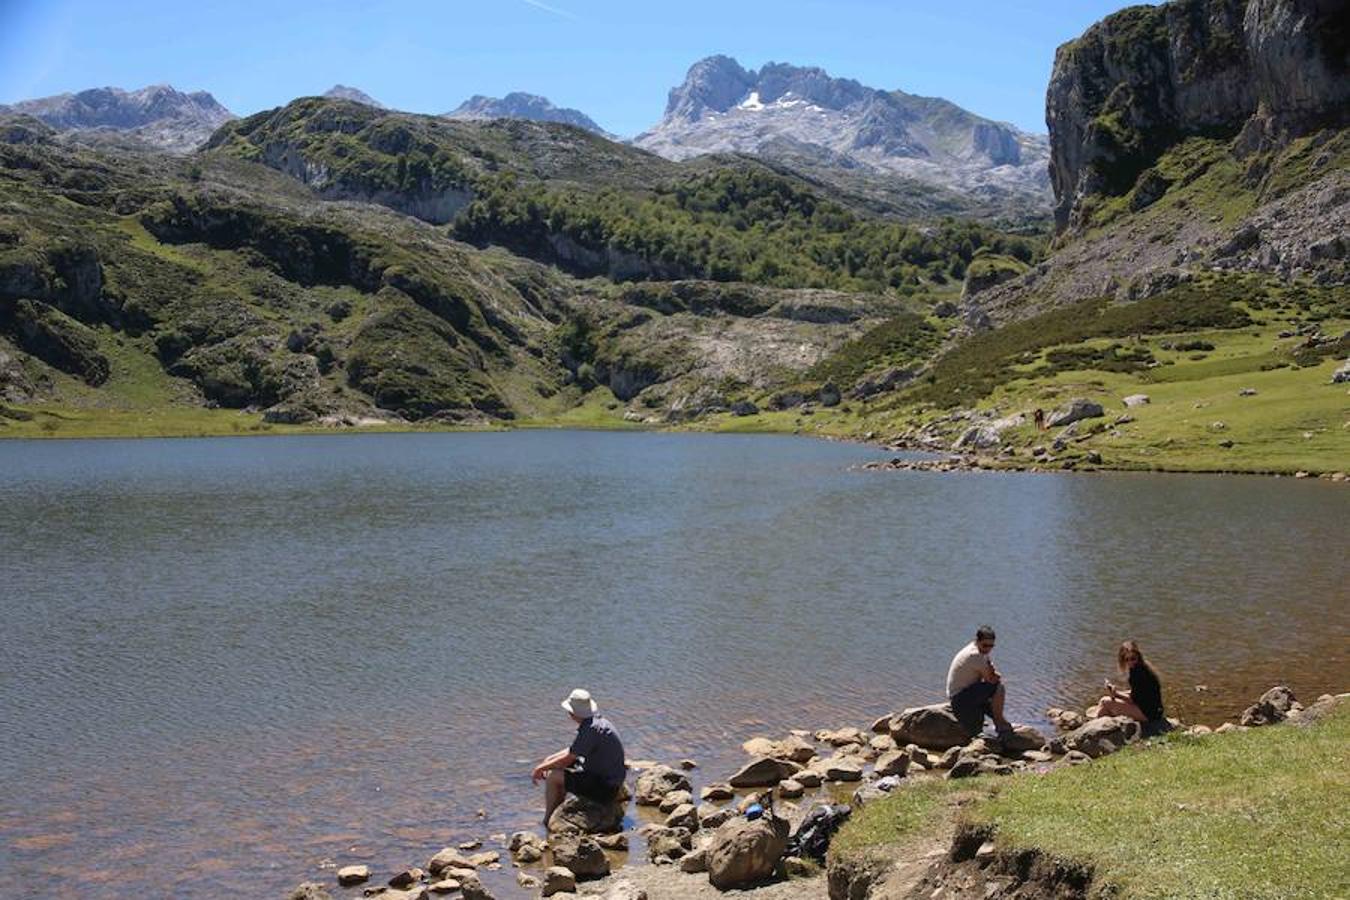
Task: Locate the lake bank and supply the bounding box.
[288,686,1346,900]
[2,395,1347,479]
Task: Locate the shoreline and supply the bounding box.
[2,410,1346,481]
[296,684,1345,899]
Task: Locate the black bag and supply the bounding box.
[784,803,852,863]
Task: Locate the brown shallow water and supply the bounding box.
[1,431,1347,898]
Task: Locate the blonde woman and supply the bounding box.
[1099,640,1168,734]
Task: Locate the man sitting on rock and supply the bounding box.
[947,626,1015,741]
[531,688,627,827]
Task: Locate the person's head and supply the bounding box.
[1117,640,1145,673]
[561,688,598,723]
[975,626,996,655]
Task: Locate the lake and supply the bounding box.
[1,431,1346,898]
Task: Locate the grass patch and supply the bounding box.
[830,780,984,861]
[806,312,940,386]
[965,707,1350,898]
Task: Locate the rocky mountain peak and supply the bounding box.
[323,85,384,108]
[662,55,756,121]
[0,84,234,152]
[638,56,1051,211]
[444,92,608,135]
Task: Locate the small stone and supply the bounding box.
[542,866,576,897]
[791,769,824,788]
[665,803,699,832]
[873,749,910,778]
[700,783,735,801]
[777,779,805,798]
[515,873,540,889]
[388,869,424,889]
[338,866,371,887]
[783,856,816,877]
[1239,388,1257,396]
[428,881,460,895]
[594,832,628,851]
[678,848,708,873]
[823,757,863,782]
[658,790,693,813]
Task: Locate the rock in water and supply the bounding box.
[1046,398,1104,428]
[541,866,576,897]
[1063,716,1140,758]
[550,834,611,879]
[336,865,370,887]
[729,756,800,787]
[547,794,625,834]
[889,704,972,750]
[706,815,790,889]
[287,884,332,900]
[635,764,692,805]
[459,875,495,900]
[1240,685,1298,727]
[427,848,478,876]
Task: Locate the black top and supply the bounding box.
[1129,663,1165,722]
[569,716,626,787]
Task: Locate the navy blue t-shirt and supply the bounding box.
[569,716,626,787]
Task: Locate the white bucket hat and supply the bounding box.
[561,688,598,718]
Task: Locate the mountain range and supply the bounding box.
[1,59,1052,212]
[634,56,1051,209]
[0,84,234,153]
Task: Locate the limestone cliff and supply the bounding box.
[1048,0,1349,231]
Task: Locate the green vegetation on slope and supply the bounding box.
[968,708,1349,897]
[454,167,1042,293]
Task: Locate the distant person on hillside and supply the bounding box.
[1098,640,1169,735]
[1033,408,1046,431]
[531,688,626,827]
[947,625,1015,740]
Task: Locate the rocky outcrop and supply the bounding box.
[1048,0,1350,231]
[1239,684,1299,725]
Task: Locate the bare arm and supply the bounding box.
[531,748,578,783]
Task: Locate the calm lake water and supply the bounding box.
[2,431,1347,898]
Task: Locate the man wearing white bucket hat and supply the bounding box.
[531,688,627,826]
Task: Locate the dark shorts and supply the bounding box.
[950,681,999,736]
[564,768,619,803]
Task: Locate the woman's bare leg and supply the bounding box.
[1098,697,1147,722]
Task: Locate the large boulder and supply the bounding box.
[550,834,611,880]
[706,815,790,890]
[1240,685,1298,727]
[729,756,800,788]
[548,794,625,834]
[635,764,691,805]
[888,704,972,751]
[1047,398,1104,428]
[1063,716,1140,758]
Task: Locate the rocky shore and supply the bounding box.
[288,686,1343,900]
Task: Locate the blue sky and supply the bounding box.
[0,0,1136,136]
